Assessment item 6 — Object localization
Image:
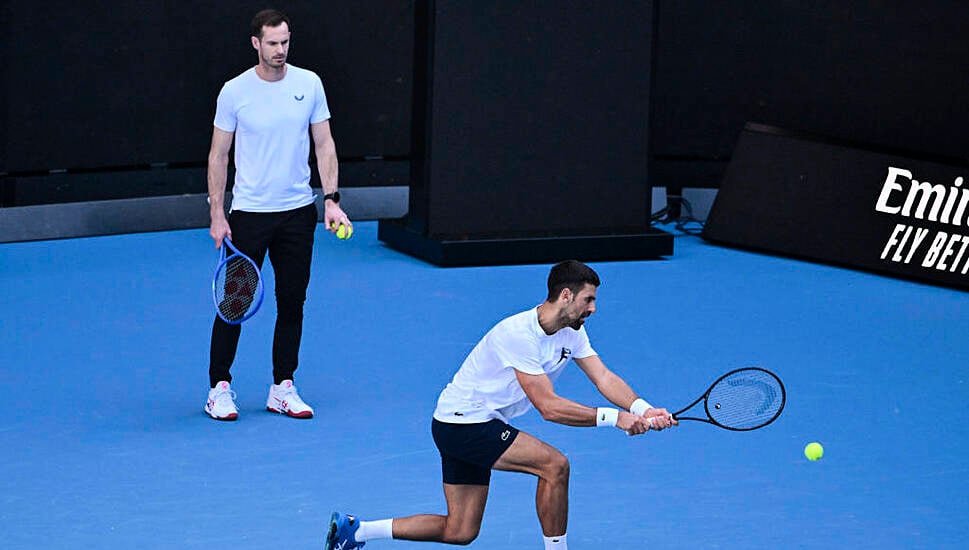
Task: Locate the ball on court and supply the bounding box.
[804,442,824,461]
[331,222,353,240]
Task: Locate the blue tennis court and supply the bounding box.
[1,222,966,548]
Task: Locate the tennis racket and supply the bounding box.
[672,367,785,431]
[212,238,264,324]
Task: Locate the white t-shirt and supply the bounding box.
[213,64,331,212]
[433,307,597,424]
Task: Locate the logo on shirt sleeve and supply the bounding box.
[294,94,305,101]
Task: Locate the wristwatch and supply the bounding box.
[323,191,341,204]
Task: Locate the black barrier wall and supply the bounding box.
[650,1,969,190]
[3,1,969,242]
[3,1,413,173]
[378,0,673,266]
[411,0,653,237]
[5,2,968,181]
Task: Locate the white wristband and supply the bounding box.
[630,398,652,416]
[596,407,619,427]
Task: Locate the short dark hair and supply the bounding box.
[251,9,290,39]
[546,260,600,302]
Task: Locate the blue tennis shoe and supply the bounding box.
[325,511,365,550]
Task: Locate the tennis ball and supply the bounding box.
[330,222,353,240]
[804,442,824,461]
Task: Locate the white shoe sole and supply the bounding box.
[266,405,313,419]
[205,407,238,421]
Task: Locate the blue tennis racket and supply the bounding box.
[212,238,264,324]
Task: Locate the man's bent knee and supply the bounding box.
[547,452,570,482]
[442,526,479,546]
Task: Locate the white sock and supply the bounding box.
[544,533,567,549]
[355,519,394,542]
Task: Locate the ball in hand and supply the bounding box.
[804,442,824,461]
[330,222,353,240]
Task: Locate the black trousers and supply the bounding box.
[209,203,318,387]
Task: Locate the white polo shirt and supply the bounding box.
[214,64,331,212]
[433,307,597,424]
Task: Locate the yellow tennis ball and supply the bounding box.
[804,442,824,461]
[330,222,353,240]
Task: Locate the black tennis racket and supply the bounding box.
[212,238,264,324]
[672,367,785,431]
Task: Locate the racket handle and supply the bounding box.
[625,417,654,436]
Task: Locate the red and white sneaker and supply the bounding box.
[267,380,314,418]
[205,381,239,421]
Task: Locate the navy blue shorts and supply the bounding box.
[431,418,520,486]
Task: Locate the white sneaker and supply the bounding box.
[205,381,239,421]
[267,380,314,418]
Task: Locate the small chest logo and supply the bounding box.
[556,347,572,364]
[294,94,305,101]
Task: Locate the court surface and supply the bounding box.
[1,221,966,549]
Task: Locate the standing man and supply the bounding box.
[325,260,676,549]
[204,9,351,421]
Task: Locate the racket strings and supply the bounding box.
[706,370,784,430]
[215,256,261,322]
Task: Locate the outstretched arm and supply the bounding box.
[573,354,639,409]
[514,369,651,434]
[574,355,676,429]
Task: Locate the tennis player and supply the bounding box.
[325,260,676,549]
[204,9,350,421]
